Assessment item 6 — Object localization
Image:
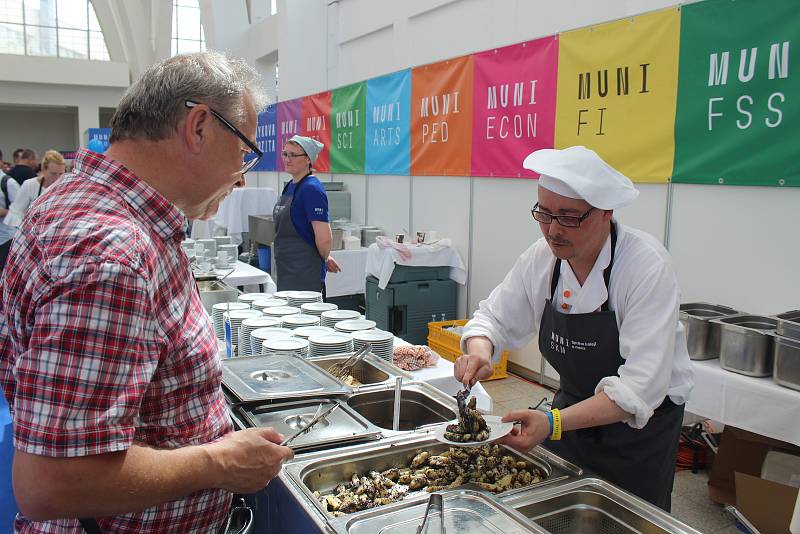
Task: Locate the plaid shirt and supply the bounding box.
[0,149,233,533]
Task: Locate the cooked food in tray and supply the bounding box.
[313,444,544,517]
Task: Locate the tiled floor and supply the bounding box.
[486,374,740,533]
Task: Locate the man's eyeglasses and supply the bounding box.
[531,202,595,228]
[185,100,263,174]
[281,151,307,160]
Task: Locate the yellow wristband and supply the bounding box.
[550,408,562,441]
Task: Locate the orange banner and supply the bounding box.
[301,91,332,173]
[410,56,473,176]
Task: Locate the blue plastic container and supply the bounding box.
[257,245,271,273]
[1,394,19,527]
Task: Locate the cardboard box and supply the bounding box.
[708,426,800,534]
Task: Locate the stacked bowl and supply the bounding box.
[212,302,250,340]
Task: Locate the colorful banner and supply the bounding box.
[554,8,681,183]
[366,70,411,175]
[411,56,474,176]
[301,91,332,173]
[471,38,558,178]
[86,128,111,152]
[252,103,277,171]
[330,82,367,174]
[276,99,302,172]
[673,0,799,186]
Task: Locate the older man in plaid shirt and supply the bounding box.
[0,52,292,533]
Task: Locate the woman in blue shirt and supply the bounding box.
[272,135,341,293]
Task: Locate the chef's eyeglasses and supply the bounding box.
[185,100,263,174]
[531,203,595,228]
[281,151,307,159]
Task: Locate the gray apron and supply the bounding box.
[540,224,684,511]
[273,174,324,292]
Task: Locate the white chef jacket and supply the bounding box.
[462,221,694,429]
[4,176,49,228]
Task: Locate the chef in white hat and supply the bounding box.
[454,146,693,511]
[273,135,341,293]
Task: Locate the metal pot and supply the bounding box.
[772,333,800,391]
[679,302,740,360]
[711,314,778,377]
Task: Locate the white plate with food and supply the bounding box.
[431,414,515,447]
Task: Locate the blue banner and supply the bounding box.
[87,128,111,153]
[252,103,277,171]
[365,69,411,175]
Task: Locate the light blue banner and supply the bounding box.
[253,103,277,171]
[365,69,410,175]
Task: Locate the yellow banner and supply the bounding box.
[554,8,680,183]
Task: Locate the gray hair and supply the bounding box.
[110,51,268,143]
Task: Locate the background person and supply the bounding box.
[6,148,37,186]
[273,134,341,294]
[454,146,693,511]
[1,51,291,533]
[4,150,65,228]
[0,165,20,271]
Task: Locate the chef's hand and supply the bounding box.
[454,353,493,387]
[326,256,341,273]
[208,427,294,493]
[498,409,550,452]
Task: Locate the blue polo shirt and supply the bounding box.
[283,175,329,248]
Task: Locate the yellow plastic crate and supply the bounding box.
[427,319,508,381]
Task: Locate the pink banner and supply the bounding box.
[276,99,302,172]
[471,37,558,178]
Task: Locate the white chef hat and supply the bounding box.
[522,146,638,209]
[288,135,324,163]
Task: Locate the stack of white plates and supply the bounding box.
[249,327,295,355]
[281,314,321,330]
[237,293,274,307]
[293,325,336,340]
[273,290,295,300]
[262,306,302,319]
[251,298,289,311]
[238,316,283,356]
[287,291,323,307]
[308,333,354,357]
[334,319,377,334]
[223,309,263,353]
[212,302,250,340]
[320,309,361,328]
[352,329,395,362]
[261,337,310,358]
[300,302,338,317]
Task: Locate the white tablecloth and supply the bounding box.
[218,261,277,292]
[213,187,277,246]
[365,243,467,290]
[327,248,368,297]
[393,337,492,413]
[686,359,800,446]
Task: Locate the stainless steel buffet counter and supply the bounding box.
[223,352,703,534]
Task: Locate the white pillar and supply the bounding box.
[77,105,100,147]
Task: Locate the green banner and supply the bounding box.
[673,0,799,187]
[330,82,366,174]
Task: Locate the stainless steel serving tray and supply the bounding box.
[711,314,778,377]
[775,310,800,341]
[679,302,740,360]
[342,489,547,534]
[504,477,702,534]
[237,398,382,452]
[306,353,413,391]
[773,333,800,392]
[221,353,352,403]
[282,433,582,532]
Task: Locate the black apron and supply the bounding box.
[273,174,324,292]
[540,224,684,511]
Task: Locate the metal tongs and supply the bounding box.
[328,343,372,380]
[280,403,340,447]
[416,493,445,534]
